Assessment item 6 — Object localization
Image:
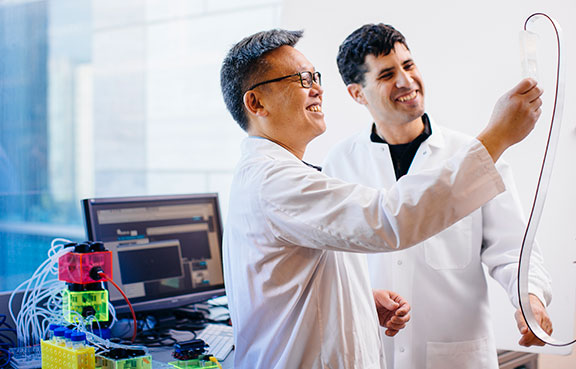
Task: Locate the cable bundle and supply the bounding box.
[8,238,73,348]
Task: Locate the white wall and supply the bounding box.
[281,0,576,356]
[89,0,282,218]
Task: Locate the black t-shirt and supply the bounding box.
[370,114,432,180]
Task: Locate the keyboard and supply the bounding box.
[196,323,234,361]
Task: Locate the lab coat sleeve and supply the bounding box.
[481,161,552,308]
[261,139,505,253]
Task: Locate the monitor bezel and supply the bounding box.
[81,193,226,314]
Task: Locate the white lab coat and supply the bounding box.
[323,120,552,369]
[223,136,505,369]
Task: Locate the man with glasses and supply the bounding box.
[219,28,542,369]
[323,23,552,369]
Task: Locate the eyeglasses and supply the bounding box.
[247,71,321,91]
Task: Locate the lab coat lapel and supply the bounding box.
[408,119,445,174]
[366,134,397,188]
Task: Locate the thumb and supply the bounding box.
[375,293,400,310]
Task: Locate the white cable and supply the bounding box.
[9,239,72,346]
[108,302,117,328]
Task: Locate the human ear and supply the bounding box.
[347,84,367,105]
[243,91,268,117]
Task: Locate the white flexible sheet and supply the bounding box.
[517,13,572,346]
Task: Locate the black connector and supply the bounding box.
[74,243,91,253]
[67,282,105,292]
[82,306,96,318]
[89,242,106,252]
[90,266,104,281]
[173,339,209,360]
[99,348,146,360]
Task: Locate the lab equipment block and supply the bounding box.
[63,289,109,322]
[59,251,113,284]
[95,354,152,369]
[41,339,95,369]
[168,358,220,368]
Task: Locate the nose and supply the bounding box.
[310,80,324,97]
[395,69,414,88]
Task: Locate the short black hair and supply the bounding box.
[220,29,303,131]
[337,23,408,86]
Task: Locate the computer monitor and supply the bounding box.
[82,194,225,313]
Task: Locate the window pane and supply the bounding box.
[0,0,282,292]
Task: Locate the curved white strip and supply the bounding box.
[518,13,571,346]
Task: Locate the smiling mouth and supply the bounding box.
[397,91,417,102]
[306,104,322,113]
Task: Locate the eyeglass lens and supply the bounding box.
[301,71,321,88]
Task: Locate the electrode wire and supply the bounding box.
[98,271,137,343]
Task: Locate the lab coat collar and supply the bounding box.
[242,136,303,163]
[424,117,446,149]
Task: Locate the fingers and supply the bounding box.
[385,316,409,331]
[395,304,410,318]
[531,98,543,112]
[511,78,542,114]
[518,321,548,347]
[385,311,411,336]
[541,317,553,335]
[513,77,538,95]
[386,310,410,326]
[516,319,544,346]
[393,296,411,320]
[522,83,544,104]
[374,290,411,336]
[515,295,554,347]
[529,294,553,335]
[384,301,411,332]
[384,316,409,337]
[519,332,546,347]
[537,311,553,336]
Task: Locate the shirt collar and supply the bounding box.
[370,113,432,145]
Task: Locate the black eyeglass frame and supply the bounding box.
[246,71,321,92]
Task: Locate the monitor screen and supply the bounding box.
[82,194,225,313]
